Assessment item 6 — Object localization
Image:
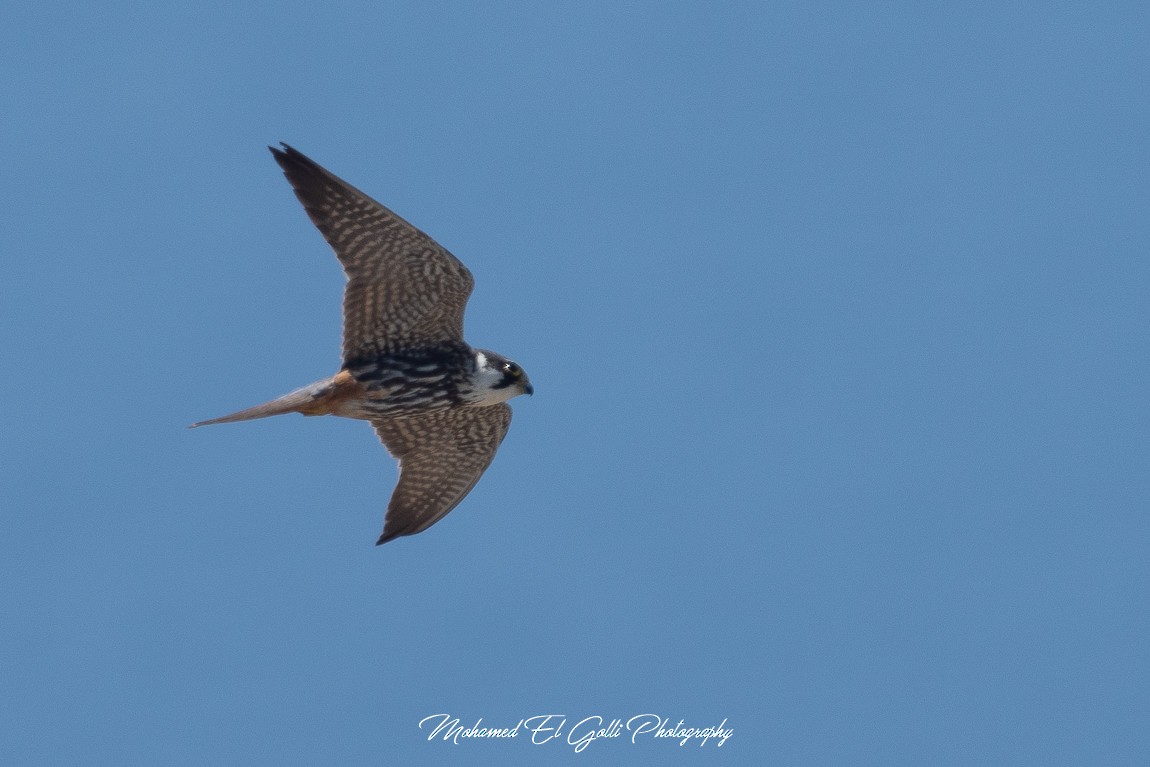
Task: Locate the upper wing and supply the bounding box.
[269,144,475,363]
[371,404,513,545]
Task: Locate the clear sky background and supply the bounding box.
[2,2,1147,765]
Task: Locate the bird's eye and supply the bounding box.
[504,363,521,377]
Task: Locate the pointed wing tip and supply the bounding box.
[268,141,295,158]
[268,143,334,189]
[377,515,437,545]
[376,522,419,546]
[268,142,302,169]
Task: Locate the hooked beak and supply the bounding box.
[523,382,534,396]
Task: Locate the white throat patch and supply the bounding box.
[467,351,519,406]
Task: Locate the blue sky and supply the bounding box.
[2,2,1147,764]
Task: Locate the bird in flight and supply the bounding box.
[192,144,533,545]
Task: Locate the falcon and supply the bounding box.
[192,144,533,545]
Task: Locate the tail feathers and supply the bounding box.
[189,380,335,428]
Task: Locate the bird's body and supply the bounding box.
[192,144,532,545]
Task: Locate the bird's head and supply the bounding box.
[471,349,533,403]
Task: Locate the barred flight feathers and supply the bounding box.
[269,144,474,363]
[372,404,512,544]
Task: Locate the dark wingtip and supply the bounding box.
[269,141,296,157]
[269,142,298,166]
[268,142,329,183]
[376,524,416,546]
